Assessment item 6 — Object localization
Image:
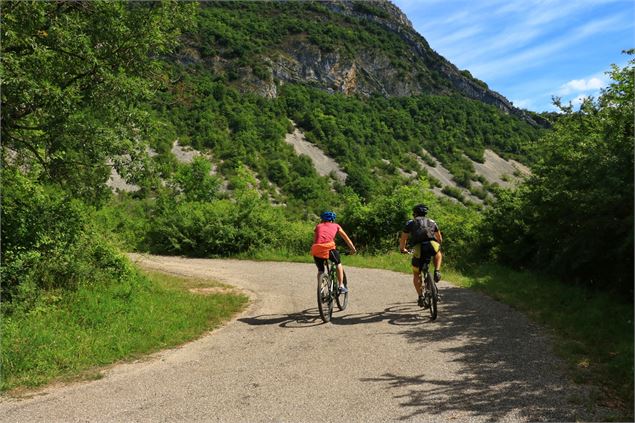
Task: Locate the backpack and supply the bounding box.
[409,216,436,245]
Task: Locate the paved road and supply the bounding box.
[0,255,600,422]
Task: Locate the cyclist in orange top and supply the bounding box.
[311,211,357,293]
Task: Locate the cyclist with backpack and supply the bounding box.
[399,204,443,307]
[311,211,357,294]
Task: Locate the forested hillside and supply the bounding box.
[1,1,633,408]
[3,0,632,299]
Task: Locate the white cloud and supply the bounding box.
[467,13,626,80]
[570,94,591,107]
[510,98,534,109]
[432,25,484,48]
[559,77,606,95]
[391,0,633,112]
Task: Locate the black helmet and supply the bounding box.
[413,204,428,217]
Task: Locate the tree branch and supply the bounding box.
[14,124,46,131]
[7,135,48,170]
[60,67,97,90]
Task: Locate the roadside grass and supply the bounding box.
[237,248,311,263]
[448,263,633,420]
[246,249,634,420]
[1,269,248,393]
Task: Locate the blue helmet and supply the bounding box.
[320,211,336,222]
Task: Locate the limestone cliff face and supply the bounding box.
[188,0,539,125]
[268,40,420,97]
[269,1,538,125]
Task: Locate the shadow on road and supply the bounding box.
[332,303,432,326]
[237,284,594,421]
[238,309,324,328]
[238,303,434,328]
[358,285,589,422]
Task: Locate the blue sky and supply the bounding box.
[390,0,634,112]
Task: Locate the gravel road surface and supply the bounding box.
[0,254,602,422]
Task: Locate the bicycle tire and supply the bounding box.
[317,272,333,323]
[336,271,349,311]
[426,273,438,320]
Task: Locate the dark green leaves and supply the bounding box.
[1,0,197,205]
[481,55,634,295]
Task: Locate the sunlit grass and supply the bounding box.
[1,270,248,392]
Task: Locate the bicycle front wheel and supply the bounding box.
[336,271,349,311]
[426,273,438,320]
[317,273,333,323]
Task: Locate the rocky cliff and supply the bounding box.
[175,1,541,126]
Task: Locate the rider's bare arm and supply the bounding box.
[399,232,409,253]
[337,227,357,254]
[434,230,442,244]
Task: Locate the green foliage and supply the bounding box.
[146,192,312,257]
[1,269,247,391]
[279,85,542,202]
[338,180,481,262]
[150,4,543,208]
[480,56,634,295]
[441,186,465,202]
[1,0,196,204]
[94,197,155,251]
[352,1,390,19]
[1,169,129,306]
[171,157,221,202]
[340,191,410,252]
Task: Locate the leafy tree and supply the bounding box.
[1,169,129,304]
[1,0,196,204]
[172,157,221,202]
[481,54,634,295]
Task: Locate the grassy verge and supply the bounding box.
[1,269,248,392]
[245,250,634,420]
[449,263,633,420]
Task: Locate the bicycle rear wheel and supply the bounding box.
[336,271,349,311]
[426,273,438,320]
[317,272,333,323]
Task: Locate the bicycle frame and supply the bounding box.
[326,260,337,287]
[316,253,349,323]
[405,249,438,320]
[418,265,438,320]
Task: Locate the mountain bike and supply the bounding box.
[316,253,348,323]
[419,264,438,320]
[405,250,439,320]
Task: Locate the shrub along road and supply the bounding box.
[0,255,608,422]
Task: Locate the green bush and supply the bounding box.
[337,180,481,262]
[478,57,634,294]
[441,186,465,203]
[146,192,312,256]
[1,170,130,306]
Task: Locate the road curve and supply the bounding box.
[0,254,600,422]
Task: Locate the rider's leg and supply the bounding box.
[314,256,326,283]
[412,267,423,296]
[336,263,344,287]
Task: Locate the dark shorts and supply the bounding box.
[314,249,341,273]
